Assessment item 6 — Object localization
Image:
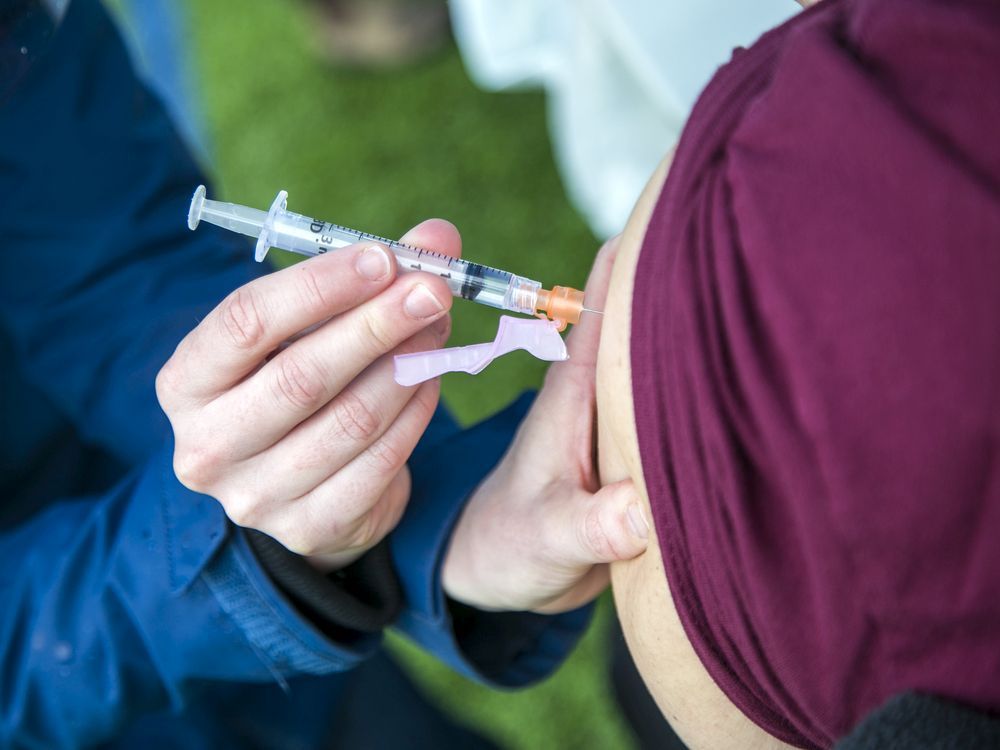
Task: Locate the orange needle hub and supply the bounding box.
[535,286,586,331]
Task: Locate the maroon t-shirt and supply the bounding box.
[631,0,1000,746]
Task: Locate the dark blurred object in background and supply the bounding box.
[0,0,64,104]
[611,620,688,750]
[307,0,449,69]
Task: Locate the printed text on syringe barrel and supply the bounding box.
[309,218,507,305]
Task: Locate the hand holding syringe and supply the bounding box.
[160,215,464,572]
[188,186,600,330]
[169,198,641,607]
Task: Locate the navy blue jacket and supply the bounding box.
[0,1,588,746]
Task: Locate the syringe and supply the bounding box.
[187,186,596,328]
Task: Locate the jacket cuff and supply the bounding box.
[245,529,402,638]
[390,393,594,687]
[113,440,382,691]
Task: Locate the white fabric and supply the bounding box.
[450,0,798,238]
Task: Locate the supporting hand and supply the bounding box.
[442,237,649,613]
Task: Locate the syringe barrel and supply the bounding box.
[190,186,544,317]
[267,208,540,315]
[267,209,353,256]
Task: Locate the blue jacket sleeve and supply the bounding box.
[391,394,594,687]
[0,4,381,745]
[0,2,590,745]
[0,441,386,749]
[0,0,257,467]
[0,402,591,748]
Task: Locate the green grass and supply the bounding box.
[385,597,631,750]
[153,0,635,746]
[186,0,597,426]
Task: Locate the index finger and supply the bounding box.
[169,242,397,403]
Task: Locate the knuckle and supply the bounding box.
[581,505,615,561]
[363,436,407,475]
[411,382,440,415]
[359,309,397,354]
[378,472,410,528]
[155,363,179,408]
[172,445,218,491]
[278,506,342,557]
[394,320,445,356]
[296,540,323,557]
[282,531,322,557]
[328,390,382,444]
[347,511,383,550]
[272,351,327,411]
[222,493,263,529]
[295,264,331,315]
[219,286,267,350]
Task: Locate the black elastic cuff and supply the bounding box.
[836,692,1000,750]
[246,529,403,639]
[447,598,554,678]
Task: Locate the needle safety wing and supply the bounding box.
[393,316,569,386]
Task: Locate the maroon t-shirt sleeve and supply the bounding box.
[631,0,1000,746]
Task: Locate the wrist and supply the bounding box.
[442,473,530,612]
[441,511,477,606]
[441,466,506,608]
[248,529,403,635]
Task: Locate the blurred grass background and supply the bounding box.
[187,0,598,428]
[110,0,637,747]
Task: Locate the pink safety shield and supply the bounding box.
[393,316,569,386]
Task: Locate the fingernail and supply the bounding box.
[356,245,391,281]
[626,503,649,540]
[404,283,446,320]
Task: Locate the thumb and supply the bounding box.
[557,480,650,566]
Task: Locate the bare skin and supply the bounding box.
[158,220,462,571]
[160,214,651,595]
[599,3,818,742]
[157,0,817,726]
[442,237,650,615]
[597,154,794,750]
[450,1,818,739]
[440,0,822,610]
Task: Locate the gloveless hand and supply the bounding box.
[442,237,649,614]
[157,220,462,571]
